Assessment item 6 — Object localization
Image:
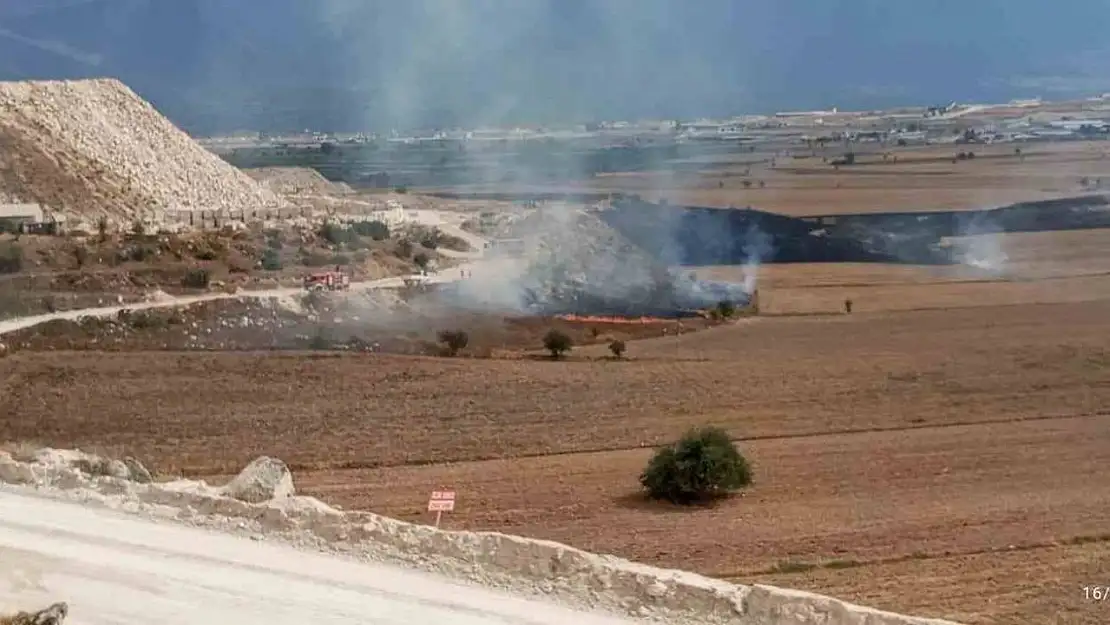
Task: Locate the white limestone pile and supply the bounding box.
[0,78,288,226]
[244,166,351,196]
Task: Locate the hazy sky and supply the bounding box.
[2,0,1109,134]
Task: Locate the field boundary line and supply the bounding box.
[274,409,1110,475]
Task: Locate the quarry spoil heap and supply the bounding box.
[0,78,287,229]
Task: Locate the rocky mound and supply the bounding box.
[243,166,352,197]
[0,78,287,228]
[507,205,662,302]
[0,447,962,625]
[499,205,749,316]
[0,602,68,625]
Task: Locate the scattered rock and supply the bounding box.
[0,602,68,625]
[222,456,295,503]
[0,452,37,484]
[123,457,153,483]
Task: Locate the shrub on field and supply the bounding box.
[0,243,24,274]
[640,426,752,505]
[543,329,572,359]
[351,220,390,241]
[437,329,469,356]
[609,339,626,359]
[182,268,211,288]
[261,248,282,271]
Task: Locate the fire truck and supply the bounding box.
[303,268,351,292]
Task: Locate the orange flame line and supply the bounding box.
[555,314,677,325]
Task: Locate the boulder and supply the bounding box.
[2,601,69,625]
[70,455,131,480]
[223,456,295,503]
[123,457,153,483]
[0,452,37,485]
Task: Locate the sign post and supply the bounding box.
[427,490,456,528]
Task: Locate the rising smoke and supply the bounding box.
[306,1,761,320]
[950,212,1010,276]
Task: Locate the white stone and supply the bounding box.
[222,456,295,503]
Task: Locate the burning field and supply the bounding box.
[0,287,722,356]
[4,190,1110,625]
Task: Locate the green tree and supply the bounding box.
[261,248,282,271]
[640,426,752,505]
[542,329,572,359]
[351,220,390,241]
[437,330,469,356]
[609,339,626,359]
[182,268,211,289]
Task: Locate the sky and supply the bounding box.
[1,0,1109,134]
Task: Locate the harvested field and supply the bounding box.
[301,414,1110,624]
[458,141,1110,214]
[3,295,1109,623]
[697,228,1110,314]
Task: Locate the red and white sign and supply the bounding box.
[427,490,456,512]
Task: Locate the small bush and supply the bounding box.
[543,329,572,359]
[716,300,736,319]
[437,329,469,356]
[182,268,211,289]
[413,251,430,270]
[319,222,357,246]
[639,426,752,505]
[193,246,219,261]
[351,220,390,241]
[396,239,414,258]
[609,339,626,358]
[0,243,23,274]
[420,232,440,249]
[261,248,282,271]
[73,246,89,268]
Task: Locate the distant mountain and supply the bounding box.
[1,0,1109,134]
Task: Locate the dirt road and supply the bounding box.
[0,488,639,625]
[0,259,504,338]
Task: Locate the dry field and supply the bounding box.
[4,281,1110,623]
[551,140,1110,214]
[5,159,1110,622]
[698,228,1110,315]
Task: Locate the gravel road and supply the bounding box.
[0,488,639,625]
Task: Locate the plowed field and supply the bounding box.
[4,294,1110,623]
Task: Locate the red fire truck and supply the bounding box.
[303,268,351,292]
